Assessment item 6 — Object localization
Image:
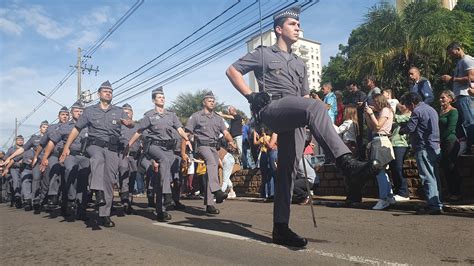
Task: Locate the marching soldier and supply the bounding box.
[226,6,381,247]
[182,91,236,215]
[3,135,25,208]
[127,87,189,222]
[60,81,133,227]
[118,103,138,215]
[3,121,49,211]
[43,101,89,219]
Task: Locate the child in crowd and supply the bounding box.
[334,106,359,157]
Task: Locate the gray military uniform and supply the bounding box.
[20,134,42,202]
[75,103,127,217]
[50,120,90,206]
[5,145,23,199]
[119,124,140,203]
[232,45,351,224]
[137,109,182,213]
[185,110,227,206]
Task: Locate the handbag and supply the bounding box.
[367,136,395,166]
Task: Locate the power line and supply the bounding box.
[3,0,143,149]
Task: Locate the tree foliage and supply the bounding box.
[322,0,474,100]
[168,89,226,125]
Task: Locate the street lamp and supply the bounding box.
[37,90,64,107]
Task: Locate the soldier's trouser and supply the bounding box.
[21,168,33,200]
[148,145,173,212]
[40,156,55,202]
[140,157,156,199]
[86,145,120,217]
[119,157,137,201]
[10,168,21,198]
[31,164,42,203]
[170,155,182,203]
[64,155,90,204]
[196,146,220,206]
[260,96,351,224]
[47,156,64,197]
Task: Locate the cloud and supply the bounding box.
[79,6,112,27]
[0,17,23,35]
[16,5,72,39]
[0,67,39,88]
[67,29,100,50]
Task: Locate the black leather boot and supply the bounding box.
[99,216,115,227]
[155,211,172,222]
[24,199,32,211]
[95,190,106,207]
[206,205,220,215]
[272,223,308,248]
[212,190,228,204]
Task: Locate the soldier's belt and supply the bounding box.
[196,140,219,148]
[88,137,122,152]
[21,163,32,170]
[69,150,83,156]
[129,151,139,158]
[151,139,177,150]
[270,92,296,100]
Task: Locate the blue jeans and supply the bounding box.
[455,95,474,149]
[241,141,256,169]
[259,152,274,198]
[415,149,442,210]
[134,172,145,194]
[376,169,393,200]
[389,146,409,197]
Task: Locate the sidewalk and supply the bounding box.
[228,195,474,214]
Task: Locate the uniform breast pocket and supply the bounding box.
[268,62,284,76]
[91,113,104,126]
[295,65,305,84]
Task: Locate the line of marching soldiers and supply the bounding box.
[0,81,236,227]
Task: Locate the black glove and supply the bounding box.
[245,92,257,104]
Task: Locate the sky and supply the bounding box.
[0,0,387,149]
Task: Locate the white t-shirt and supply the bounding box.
[334,120,357,142]
[388,99,399,113]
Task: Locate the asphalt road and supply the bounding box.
[1,198,473,265]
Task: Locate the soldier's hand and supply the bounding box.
[31,157,37,168]
[60,148,70,164]
[0,158,10,166]
[2,169,8,177]
[121,118,133,128]
[245,92,257,104]
[185,141,193,151]
[39,158,49,173]
[228,141,237,151]
[122,144,130,159]
[152,160,159,173]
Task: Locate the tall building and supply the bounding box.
[247,29,322,92]
[396,0,458,11]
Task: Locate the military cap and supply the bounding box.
[273,5,301,21]
[122,103,133,111]
[59,106,69,114]
[98,80,113,92]
[16,135,24,140]
[71,100,84,110]
[40,120,49,126]
[203,91,215,100]
[151,86,164,98]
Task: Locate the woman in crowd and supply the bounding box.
[364,94,395,210]
[438,90,461,201]
[334,106,359,157]
[254,128,274,200]
[389,103,411,202]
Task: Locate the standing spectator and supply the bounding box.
[441,42,474,154]
[218,139,236,199]
[408,67,434,104]
[344,81,367,159]
[438,90,461,201]
[334,90,345,126]
[241,120,256,169]
[389,103,411,201]
[382,89,399,113]
[322,82,337,123]
[400,92,442,215]
[254,128,274,200]
[334,106,359,157]
[217,106,243,158]
[364,75,381,106]
[364,94,395,210]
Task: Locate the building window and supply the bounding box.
[316,56,319,61]
[311,55,314,59]
[312,70,314,75]
[312,78,315,82]
[312,63,314,67]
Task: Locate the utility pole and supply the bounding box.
[13,118,18,145]
[71,48,99,104]
[77,48,82,101]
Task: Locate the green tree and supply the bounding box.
[168,89,226,125]
[322,0,474,100]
